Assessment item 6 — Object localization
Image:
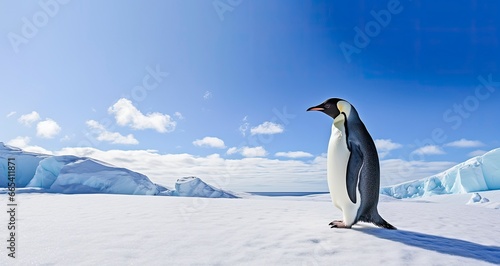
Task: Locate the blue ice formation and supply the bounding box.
[382,148,500,198]
[0,143,237,198]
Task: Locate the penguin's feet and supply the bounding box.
[329,220,351,229]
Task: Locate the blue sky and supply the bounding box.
[1,1,499,191]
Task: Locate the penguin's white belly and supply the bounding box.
[327,124,361,226]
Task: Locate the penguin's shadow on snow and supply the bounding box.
[356,228,500,264]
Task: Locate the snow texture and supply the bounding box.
[0,142,236,198]
[0,191,499,265]
[382,148,500,199]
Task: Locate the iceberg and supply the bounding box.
[174,176,237,198]
[0,142,236,198]
[0,143,48,187]
[35,156,159,195]
[382,148,500,198]
[27,155,81,189]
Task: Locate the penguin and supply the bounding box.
[307,98,396,230]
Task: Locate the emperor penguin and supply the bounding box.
[307,98,396,229]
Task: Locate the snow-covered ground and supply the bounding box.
[1,143,500,264]
[1,191,499,265]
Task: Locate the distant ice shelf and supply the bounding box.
[382,148,500,199]
[0,142,237,198]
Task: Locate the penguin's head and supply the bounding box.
[306,98,352,120]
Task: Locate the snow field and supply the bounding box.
[1,191,498,265]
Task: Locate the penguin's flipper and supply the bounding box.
[346,144,363,204]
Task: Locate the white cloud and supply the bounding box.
[226,146,268,157]
[174,112,184,120]
[36,119,61,139]
[374,139,403,159]
[203,91,212,100]
[6,111,16,118]
[192,136,226,149]
[380,159,456,186]
[108,98,176,133]
[239,116,249,136]
[250,121,284,135]
[226,147,239,155]
[55,146,325,191]
[6,136,53,155]
[52,145,460,191]
[275,151,313,158]
[468,150,488,157]
[445,139,485,148]
[22,145,54,155]
[412,145,445,155]
[86,120,139,145]
[241,146,268,157]
[7,136,31,148]
[18,111,40,126]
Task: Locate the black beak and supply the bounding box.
[306,104,325,112]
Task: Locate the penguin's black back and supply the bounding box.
[345,106,396,229]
